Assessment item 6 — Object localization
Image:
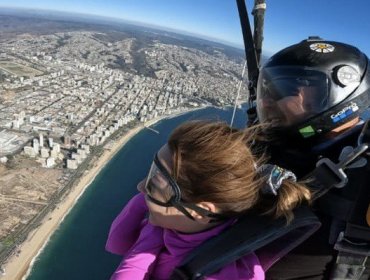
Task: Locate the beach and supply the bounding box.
[1,115,170,280]
[0,105,243,280]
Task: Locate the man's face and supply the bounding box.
[259,84,322,127]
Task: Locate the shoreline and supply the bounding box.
[1,108,198,280]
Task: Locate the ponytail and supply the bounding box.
[272,180,311,223]
[257,164,311,223]
[167,120,311,223]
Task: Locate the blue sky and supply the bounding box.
[0,0,369,56]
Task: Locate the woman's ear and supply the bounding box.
[192,202,218,224]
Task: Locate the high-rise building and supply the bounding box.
[39,133,44,147]
[24,146,36,157]
[46,157,55,168]
[40,147,49,158]
[50,149,58,159]
[67,159,78,169]
[71,152,82,164]
[48,137,54,148]
[77,149,86,159]
[63,135,71,146]
[12,120,20,129]
[53,143,61,153]
[81,144,90,154]
[33,139,40,154]
[19,111,25,119]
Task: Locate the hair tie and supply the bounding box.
[257,164,297,196]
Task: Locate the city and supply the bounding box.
[0,13,247,270]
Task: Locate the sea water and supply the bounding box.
[26,106,247,280]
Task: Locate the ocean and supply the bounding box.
[26,106,247,280]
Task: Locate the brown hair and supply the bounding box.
[168,120,311,223]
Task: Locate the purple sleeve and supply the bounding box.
[109,254,154,280]
[105,193,148,255]
[110,222,164,280]
[205,253,265,280]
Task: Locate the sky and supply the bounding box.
[0,0,369,57]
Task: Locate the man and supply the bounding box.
[256,37,370,279]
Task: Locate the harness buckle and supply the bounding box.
[335,231,370,257]
[331,232,369,280]
[315,158,348,189]
[315,143,368,190]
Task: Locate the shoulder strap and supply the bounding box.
[308,120,370,199]
[171,206,320,280]
[305,143,368,199]
[311,121,370,279]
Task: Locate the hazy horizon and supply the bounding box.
[0,6,246,50]
[0,0,368,56]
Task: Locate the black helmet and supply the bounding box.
[256,37,370,139]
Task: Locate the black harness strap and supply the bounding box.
[331,232,370,280]
[236,0,259,86]
[252,0,266,65]
[170,123,370,280]
[306,143,369,199]
[330,163,370,279]
[330,251,369,280]
[170,206,320,280]
[312,122,370,279]
[236,0,263,126]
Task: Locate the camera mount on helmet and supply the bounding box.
[256,37,370,140]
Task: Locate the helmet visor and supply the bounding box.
[257,67,330,127]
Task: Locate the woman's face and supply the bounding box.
[137,144,214,233]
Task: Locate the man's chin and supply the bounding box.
[265,118,285,127]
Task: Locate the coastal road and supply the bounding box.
[0,195,48,205]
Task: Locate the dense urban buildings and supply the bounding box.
[0,11,248,269]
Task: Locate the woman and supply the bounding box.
[106,120,311,279]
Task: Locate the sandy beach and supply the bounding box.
[0,114,174,280]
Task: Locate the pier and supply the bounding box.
[144,126,159,134]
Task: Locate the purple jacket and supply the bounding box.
[106,193,265,280]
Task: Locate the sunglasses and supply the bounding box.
[144,153,225,222]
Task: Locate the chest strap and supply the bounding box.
[171,206,320,280]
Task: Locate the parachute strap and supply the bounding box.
[236,0,262,126]
[313,121,370,279]
[307,120,370,200]
[335,232,370,256]
[170,206,320,280]
[308,143,368,199]
[330,232,370,279]
[330,252,369,280]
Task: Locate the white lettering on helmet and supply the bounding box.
[330,102,359,123]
